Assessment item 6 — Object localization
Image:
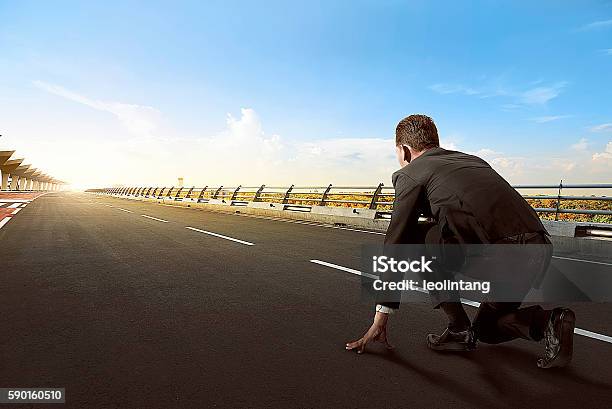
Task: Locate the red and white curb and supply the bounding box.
[0,202,29,230]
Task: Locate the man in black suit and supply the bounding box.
[346,114,575,368]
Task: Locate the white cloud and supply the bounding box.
[429,80,567,107]
[472,148,501,157]
[529,115,571,123]
[113,108,400,187]
[590,123,612,133]
[579,19,612,31]
[571,138,589,151]
[429,83,480,96]
[490,156,525,175]
[519,82,567,105]
[69,108,474,187]
[601,49,612,55]
[457,139,612,183]
[592,141,612,162]
[32,80,161,135]
[458,148,527,177]
[561,162,576,172]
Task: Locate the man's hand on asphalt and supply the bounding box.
[346,312,393,354]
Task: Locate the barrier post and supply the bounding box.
[254,185,265,202]
[198,186,208,200]
[555,180,563,221]
[369,183,383,210]
[282,185,294,204]
[186,186,194,198]
[231,185,242,200]
[319,184,333,206]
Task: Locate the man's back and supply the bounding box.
[388,147,545,244]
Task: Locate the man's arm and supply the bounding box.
[377,173,424,311]
[346,173,424,353]
[384,172,424,245]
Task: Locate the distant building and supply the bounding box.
[178,177,184,188]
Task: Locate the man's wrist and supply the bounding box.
[376,304,396,314]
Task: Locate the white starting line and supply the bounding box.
[186,226,255,246]
[552,255,612,267]
[141,214,169,223]
[0,218,11,229]
[309,259,612,345]
[0,202,27,208]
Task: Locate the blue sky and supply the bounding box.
[0,0,611,188]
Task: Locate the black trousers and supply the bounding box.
[419,223,553,342]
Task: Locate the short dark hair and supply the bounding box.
[395,114,439,151]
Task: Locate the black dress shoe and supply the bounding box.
[537,308,575,369]
[427,327,475,351]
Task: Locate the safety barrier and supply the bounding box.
[90,183,612,219]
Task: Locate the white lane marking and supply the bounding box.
[0,218,10,229]
[185,226,255,246]
[141,215,169,223]
[117,208,133,213]
[553,256,612,267]
[11,208,21,215]
[310,259,378,280]
[8,203,21,208]
[309,259,612,345]
[574,328,612,343]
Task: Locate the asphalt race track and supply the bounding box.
[1,192,612,408]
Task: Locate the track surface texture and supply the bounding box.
[1,192,611,408]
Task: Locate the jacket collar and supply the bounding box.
[411,146,443,163]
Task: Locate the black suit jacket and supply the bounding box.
[385,147,546,245]
[377,148,547,309]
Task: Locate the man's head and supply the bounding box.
[395,114,439,167]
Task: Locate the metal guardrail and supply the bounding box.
[90,182,612,219]
[514,183,612,220]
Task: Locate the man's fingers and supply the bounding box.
[346,337,369,354]
[346,324,384,354]
[345,339,362,351]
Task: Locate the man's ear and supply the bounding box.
[402,145,412,163]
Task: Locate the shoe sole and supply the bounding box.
[539,309,575,368]
[427,337,472,352]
